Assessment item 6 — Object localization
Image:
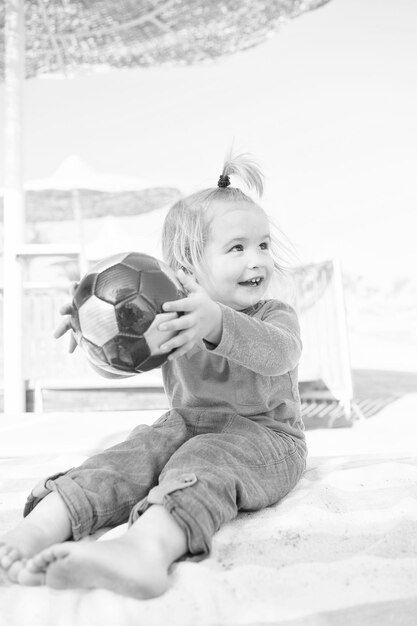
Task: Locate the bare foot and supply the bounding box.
[20,536,169,599]
[0,522,58,583]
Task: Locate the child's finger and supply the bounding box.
[153,312,178,325]
[167,340,194,360]
[143,312,178,356]
[158,314,194,333]
[58,303,74,316]
[68,333,78,353]
[160,328,194,354]
[176,269,199,293]
[53,317,72,339]
[162,297,195,313]
[69,282,79,297]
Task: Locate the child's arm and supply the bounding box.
[207,301,301,376]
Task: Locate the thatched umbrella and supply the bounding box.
[1,1,332,79]
[2,0,332,412]
[23,155,179,216]
[18,154,180,273]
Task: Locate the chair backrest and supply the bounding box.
[292,259,353,411]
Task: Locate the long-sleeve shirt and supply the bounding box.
[162,299,305,442]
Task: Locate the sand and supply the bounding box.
[0,388,416,625]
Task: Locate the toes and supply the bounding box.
[27,548,56,573]
[27,543,71,573]
[0,547,23,570]
[16,566,46,587]
[0,557,12,585]
[7,559,27,583]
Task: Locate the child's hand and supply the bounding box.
[143,312,180,355]
[53,283,78,353]
[159,270,222,360]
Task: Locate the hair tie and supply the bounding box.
[217,174,231,188]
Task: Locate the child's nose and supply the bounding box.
[247,250,262,268]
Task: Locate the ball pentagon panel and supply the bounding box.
[115,294,155,336]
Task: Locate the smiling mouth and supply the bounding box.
[238,277,264,287]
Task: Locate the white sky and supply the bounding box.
[1,0,416,282]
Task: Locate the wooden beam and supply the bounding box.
[3,0,25,413]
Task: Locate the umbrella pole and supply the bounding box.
[3,0,25,413]
[72,189,88,276]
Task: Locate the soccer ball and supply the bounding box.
[70,252,184,376]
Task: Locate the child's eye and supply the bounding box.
[230,244,244,252]
[259,242,269,250]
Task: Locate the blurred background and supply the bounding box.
[1,0,416,413]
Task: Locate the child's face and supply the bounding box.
[196,201,274,310]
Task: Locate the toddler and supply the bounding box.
[0,153,307,599]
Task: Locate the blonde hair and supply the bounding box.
[161,152,295,294]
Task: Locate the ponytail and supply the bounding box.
[219,151,264,197]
